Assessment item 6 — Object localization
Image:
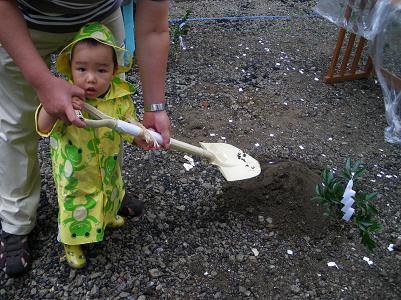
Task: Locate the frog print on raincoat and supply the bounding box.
[59,140,85,192]
[63,194,100,239]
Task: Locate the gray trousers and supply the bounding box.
[0,9,125,235]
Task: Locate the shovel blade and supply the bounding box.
[200,142,261,181]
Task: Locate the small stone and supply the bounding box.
[119,292,130,298]
[142,246,151,256]
[6,278,14,286]
[176,205,185,211]
[90,285,99,296]
[149,268,162,278]
[236,254,244,262]
[290,285,301,294]
[249,255,257,262]
[90,272,102,280]
[68,269,76,280]
[394,237,401,251]
[74,275,84,287]
[239,286,251,296]
[246,207,255,213]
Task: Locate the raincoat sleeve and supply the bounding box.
[35,104,64,137]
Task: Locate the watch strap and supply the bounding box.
[144,102,167,112]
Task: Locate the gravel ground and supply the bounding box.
[1,0,401,299]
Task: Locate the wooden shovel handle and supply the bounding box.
[170,138,214,161]
[84,118,117,129]
[115,120,214,160]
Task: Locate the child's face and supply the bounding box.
[71,42,116,99]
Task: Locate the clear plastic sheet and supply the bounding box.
[370,7,401,143]
[314,0,391,40]
[314,0,401,143]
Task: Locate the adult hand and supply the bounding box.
[142,110,170,149]
[36,76,86,127]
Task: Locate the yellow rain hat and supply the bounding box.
[56,22,132,79]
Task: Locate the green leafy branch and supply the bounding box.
[312,158,381,251]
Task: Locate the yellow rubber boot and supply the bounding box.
[63,244,87,269]
[107,215,125,229]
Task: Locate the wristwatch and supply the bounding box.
[144,102,167,112]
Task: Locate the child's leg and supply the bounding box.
[63,244,87,269]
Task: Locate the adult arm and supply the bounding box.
[135,0,170,148]
[0,0,85,127]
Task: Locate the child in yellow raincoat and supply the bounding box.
[36,22,151,269]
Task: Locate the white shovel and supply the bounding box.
[81,103,261,181]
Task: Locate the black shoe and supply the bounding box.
[118,192,144,217]
[0,231,31,277]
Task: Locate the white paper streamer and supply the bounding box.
[178,22,187,50]
[179,35,187,50]
[341,176,356,221]
[341,198,355,212]
[342,207,355,221]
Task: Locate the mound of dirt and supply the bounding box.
[218,160,328,239]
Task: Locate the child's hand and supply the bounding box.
[72,96,84,110]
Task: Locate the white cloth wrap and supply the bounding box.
[115,120,163,144]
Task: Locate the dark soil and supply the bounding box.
[219,160,327,239]
[1,1,401,299]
